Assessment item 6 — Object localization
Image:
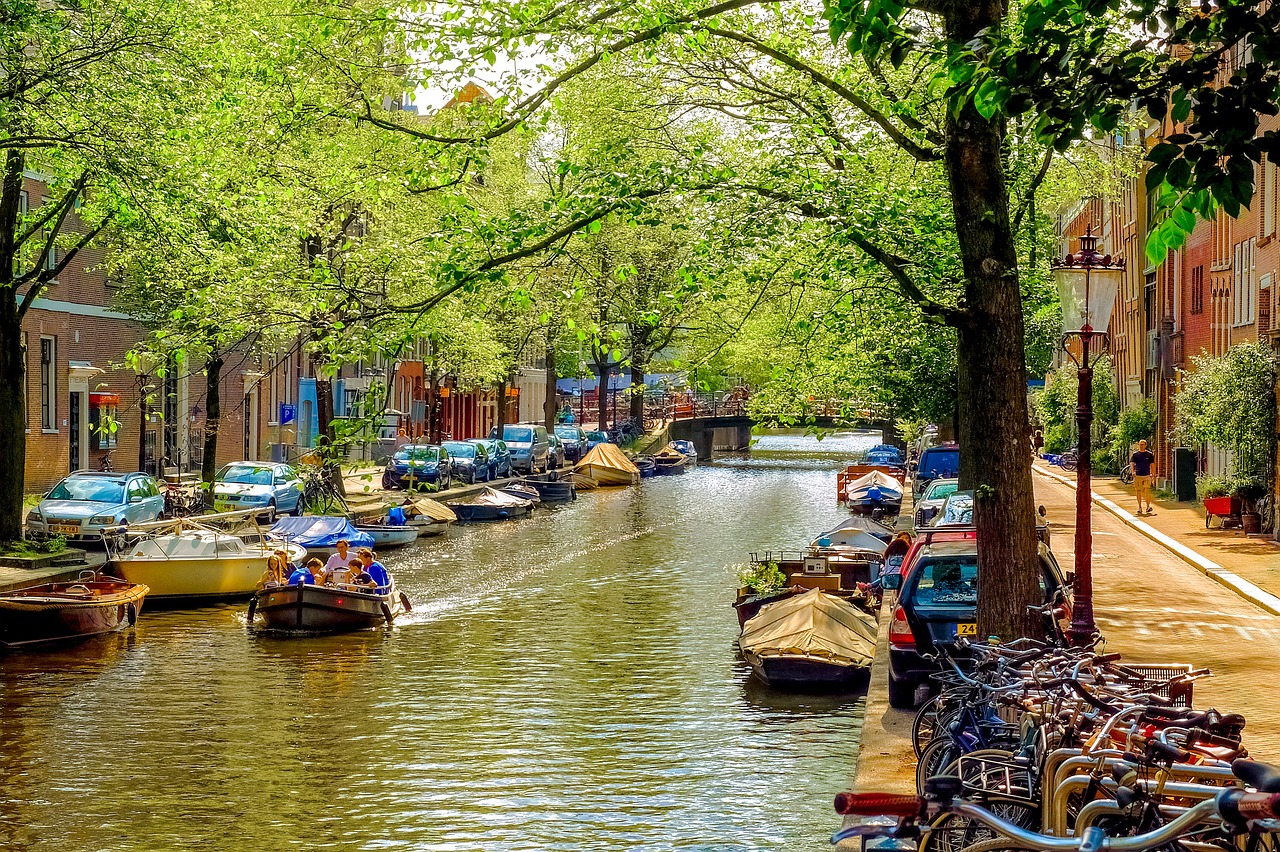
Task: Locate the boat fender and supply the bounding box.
[380,601,395,624]
[399,591,413,613]
[246,596,257,624]
[126,601,138,626]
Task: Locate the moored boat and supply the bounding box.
[270,516,375,560]
[574,444,641,486]
[669,440,698,466]
[652,446,688,475]
[111,522,307,603]
[249,579,410,633]
[0,576,148,649]
[446,487,534,522]
[518,475,577,502]
[738,588,876,690]
[632,455,657,478]
[402,497,457,537]
[354,524,419,549]
[843,470,904,516]
[500,482,542,503]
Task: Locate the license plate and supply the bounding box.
[214,501,236,513]
[957,623,978,637]
[51,524,79,535]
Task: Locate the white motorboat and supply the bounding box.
[110,520,306,604]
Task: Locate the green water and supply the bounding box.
[0,431,878,850]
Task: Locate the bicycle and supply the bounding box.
[1119,464,1134,485]
[298,467,349,515]
[834,762,1280,851]
[99,451,115,472]
[1059,450,1079,472]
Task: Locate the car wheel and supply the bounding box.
[888,675,918,709]
[466,470,475,485]
[260,500,277,524]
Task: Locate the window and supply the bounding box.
[42,227,56,272]
[914,557,979,607]
[1264,155,1277,237]
[1190,266,1204,315]
[90,399,119,449]
[40,336,55,431]
[1232,239,1257,326]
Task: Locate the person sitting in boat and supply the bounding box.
[345,558,374,588]
[261,554,287,587]
[287,562,317,586]
[322,540,352,583]
[357,548,391,594]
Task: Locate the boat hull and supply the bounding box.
[113,554,285,602]
[654,459,687,475]
[0,580,148,649]
[574,463,639,486]
[356,526,419,548]
[448,503,532,522]
[408,519,451,538]
[518,478,577,502]
[251,582,403,633]
[742,650,869,690]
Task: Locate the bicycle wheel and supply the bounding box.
[912,694,949,758]
[922,800,1040,852]
[921,749,1039,852]
[916,737,964,795]
[954,836,1049,852]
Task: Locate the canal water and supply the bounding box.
[0,431,879,851]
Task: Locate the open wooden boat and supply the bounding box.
[0,576,148,649]
[354,525,419,549]
[446,487,534,522]
[574,444,640,486]
[249,579,410,633]
[652,446,688,475]
[111,521,307,603]
[738,588,876,690]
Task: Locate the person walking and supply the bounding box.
[1130,439,1157,515]
[1032,430,1044,458]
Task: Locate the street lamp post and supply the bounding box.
[1051,225,1123,646]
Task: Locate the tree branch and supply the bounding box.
[19,214,113,318]
[702,27,943,161]
[1013,148,1053,232]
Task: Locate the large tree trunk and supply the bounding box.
[630,363,645,425]
[0,299,25,541]
[945,1,1043,641]
[496,377,508,432]
[544,333,557,430]
[200,353,223,485]
[596,361,609,430]
[312,353,344,496]
[427,367,440,444]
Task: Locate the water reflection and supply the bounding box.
[0,430,879,851]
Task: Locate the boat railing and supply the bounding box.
[749,550,810,565]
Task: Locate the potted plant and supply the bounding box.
[1234,479,1267,534]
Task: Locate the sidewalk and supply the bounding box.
[1037,461,1280,605]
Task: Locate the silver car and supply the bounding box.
[211,462,303,517]
[914,477,960,528]
[27,471,165,542]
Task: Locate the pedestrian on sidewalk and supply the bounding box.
[1032,429,1044,458]
[1131,439,1156,515]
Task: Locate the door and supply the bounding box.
[69,392,81,471]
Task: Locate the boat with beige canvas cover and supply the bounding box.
[738,587,876,690]
[573,444,641,486]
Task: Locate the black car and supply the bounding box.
[442,440,490,484]
[554,425,587,463]
[885,531,1072,708]
[382,444,452,491]
[469,439,512,479]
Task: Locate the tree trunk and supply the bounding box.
[201,353,223,486]
[312,355,344,496]
[596,361,609,430]
[630,363,645,425]
[544,333,557,430]
[945,0,1043,641]
[496,378,508,432]
[138,376,150,473]
[427,367,440,444]
[0,299,25,541]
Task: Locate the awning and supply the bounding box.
[89,392,120,405]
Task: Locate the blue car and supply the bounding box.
[383,444,452,491]
[443,440,490,484]
[470,439,512,479]
[26,471,166,542]
[211,462,303,517]
[584,430,610,451]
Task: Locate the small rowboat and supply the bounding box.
[653,447,688,475]
[446,487,534,522]
[354,525,419,549]
[0,576,148,649]
[518,476,577,502]
[249,580,410,633]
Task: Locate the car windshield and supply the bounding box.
[395,447,440,462]
[47,477,126,503]
[914,556,979,606]
[218,465,274,485]
[502,426,533,443]
[924,481,960,501]
[922,449,959,477]
[937,494,974,525]
[443,443,474,458]
[555,427,578,440]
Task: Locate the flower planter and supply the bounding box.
[1203,496,1242,529]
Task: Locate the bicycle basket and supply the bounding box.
[955,753,1037,803]
[1110,663,1198,708]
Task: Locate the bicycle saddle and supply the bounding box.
[1233,758,1280,793]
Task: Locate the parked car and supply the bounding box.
[27,471,165,542]
[471,439,512,479]
[491,423,551,474]
[914,477,960,528]
[584,429,611,451]
[885,530,1071,708]
[382,444,452,491]
[912,442,960,499]
[547,433,566,470]
[210,462,303,518]
[554,425,588,463]
[442,440,490,484]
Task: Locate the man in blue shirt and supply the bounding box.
[287,563,316,586]
[1130,439,1157,516]
[357,548,391,594]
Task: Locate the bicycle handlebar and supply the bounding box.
[833,792,923,817]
